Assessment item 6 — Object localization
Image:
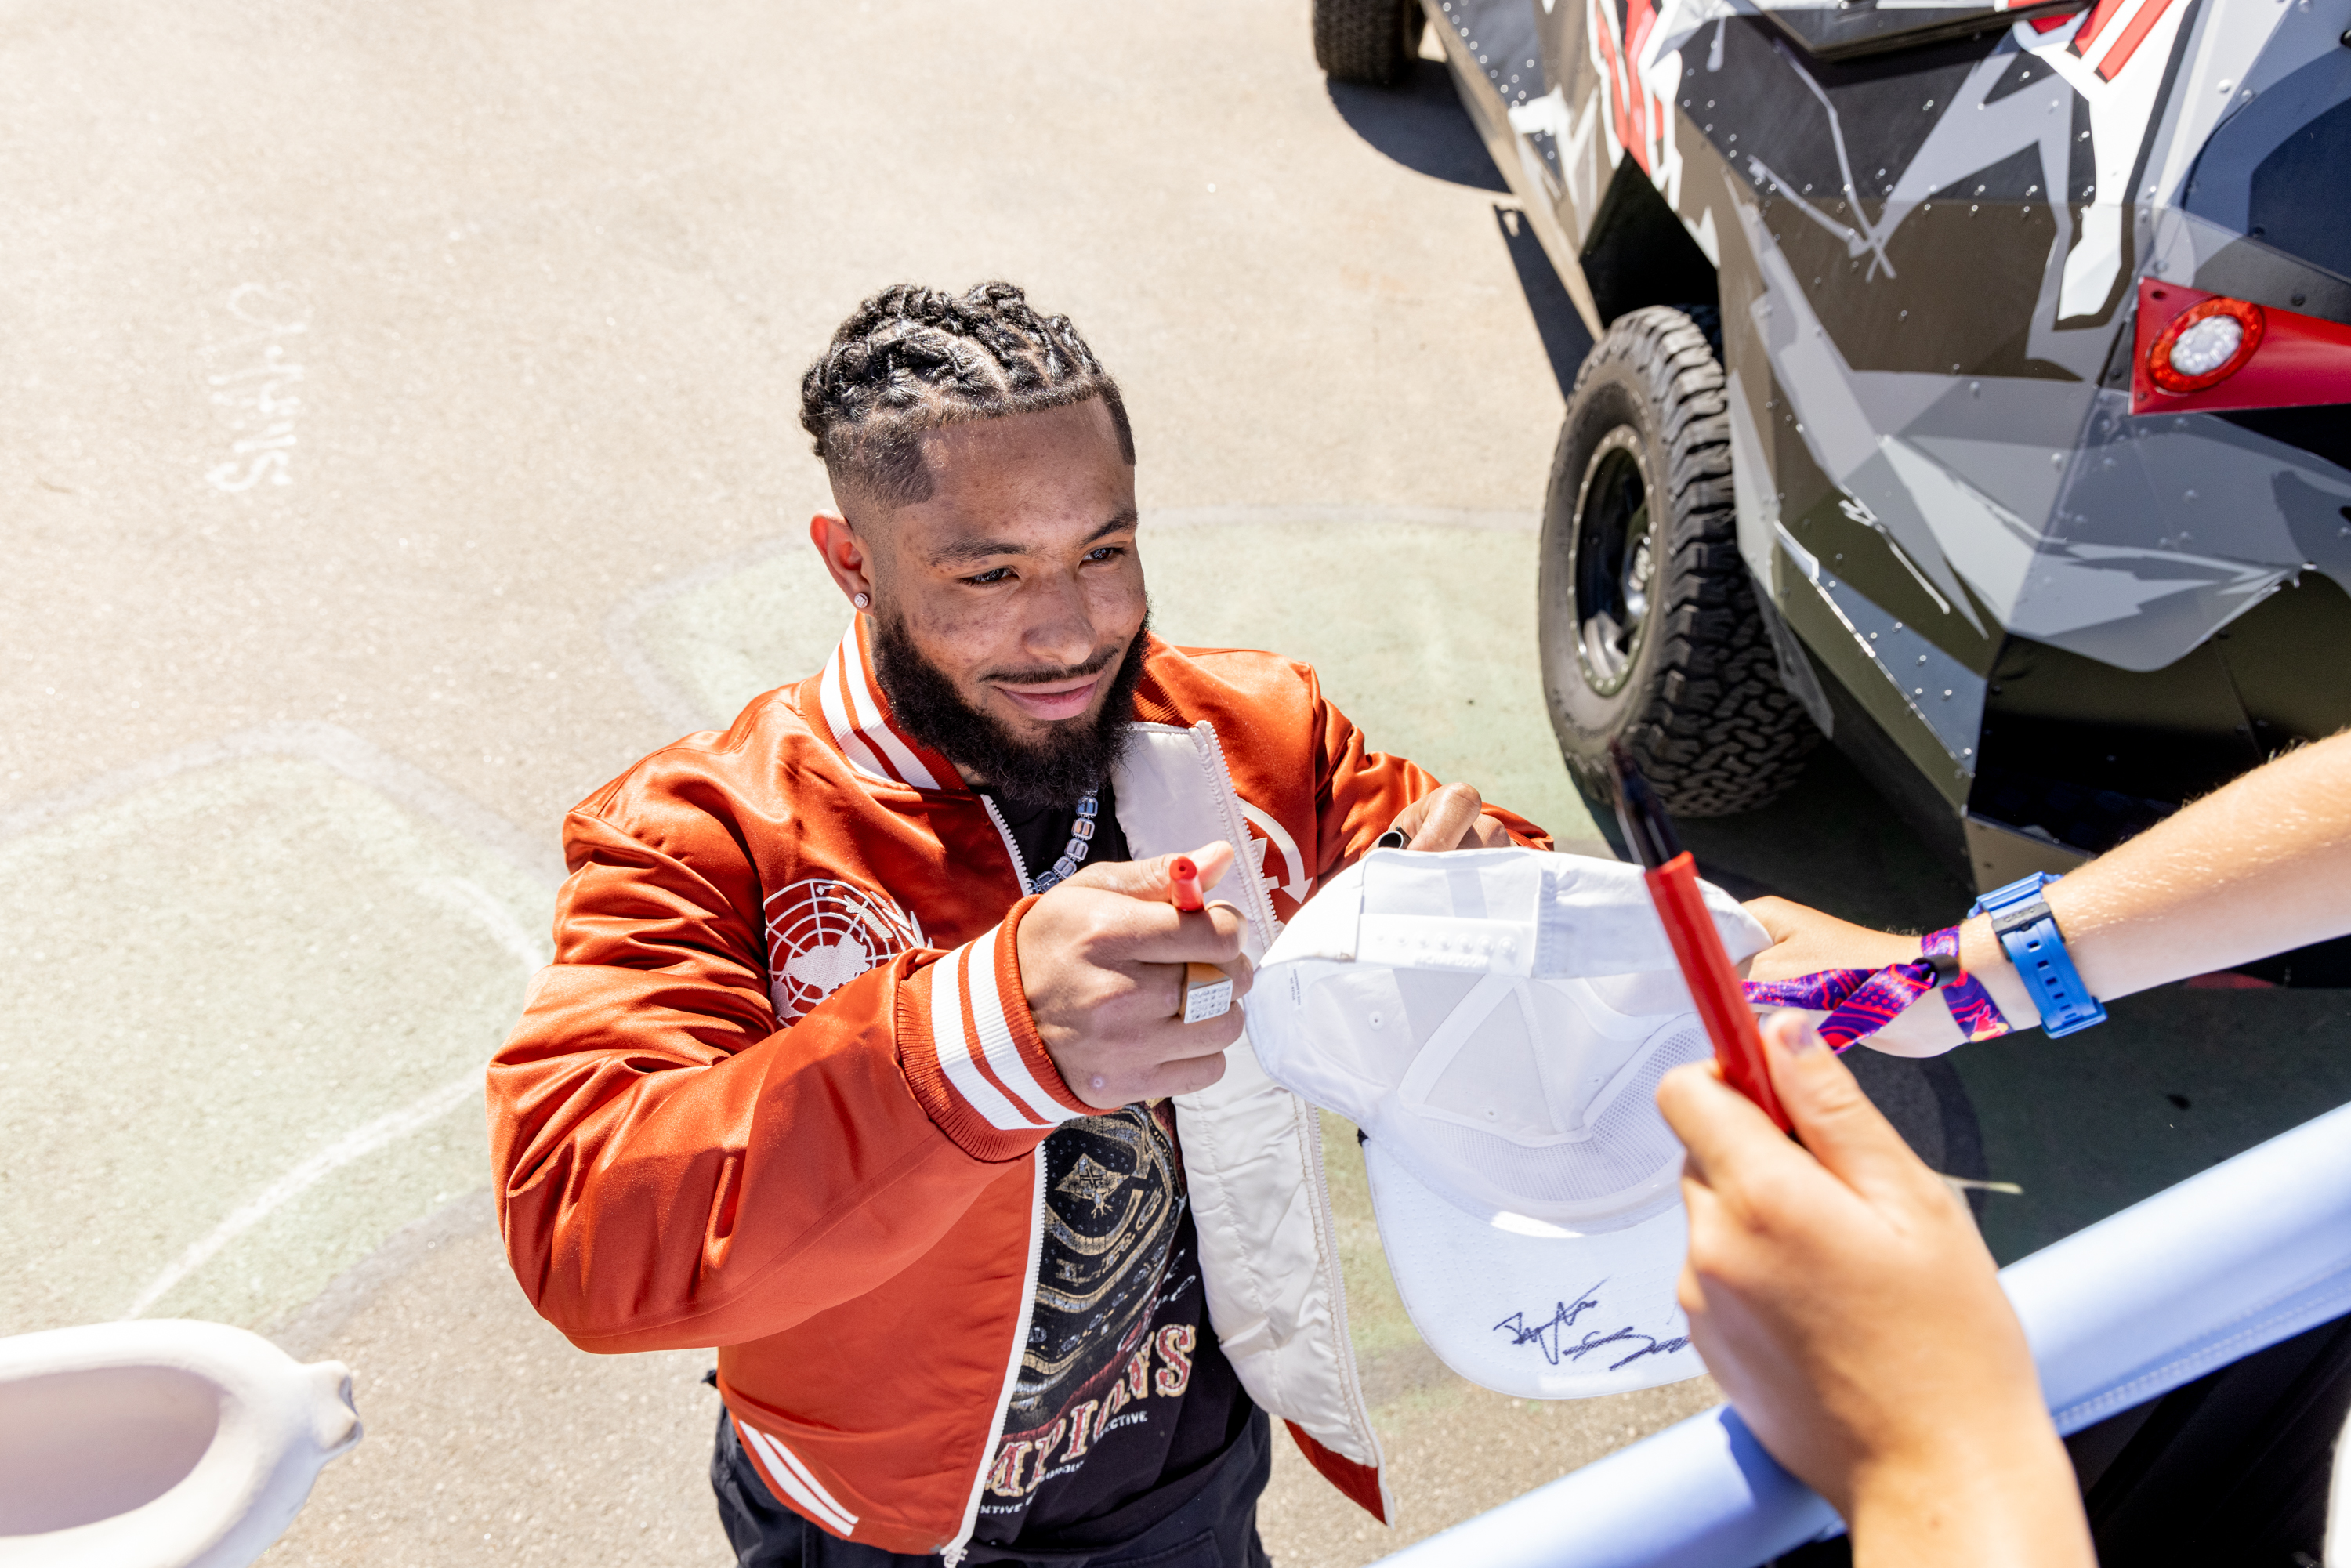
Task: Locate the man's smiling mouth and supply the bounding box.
[991,669,1105,722]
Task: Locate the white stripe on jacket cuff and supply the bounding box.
[928,932,1081,1132]
[964,927,1080,1126]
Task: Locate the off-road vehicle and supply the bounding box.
[1319,0,2351,898]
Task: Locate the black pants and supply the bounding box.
[711,1407,1274,1568]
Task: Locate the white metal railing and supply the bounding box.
[1371,1099,2351,1566]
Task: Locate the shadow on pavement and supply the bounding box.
[1326,59,1593,402]
[1492,205,1593,400]
[1325,61,1508,192]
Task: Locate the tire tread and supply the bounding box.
[1549,305,1820,817]
[1313,0,1420,85]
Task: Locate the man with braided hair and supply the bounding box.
[490,283,1547,1566]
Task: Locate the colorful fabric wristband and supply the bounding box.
[1740,925,2012,1051]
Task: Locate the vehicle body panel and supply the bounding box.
[1430,0,2351,885]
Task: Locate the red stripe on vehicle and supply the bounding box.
[2095,0,2172,79]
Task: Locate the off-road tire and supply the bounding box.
[1313,0,1425,86]
[1538,306,1820,816]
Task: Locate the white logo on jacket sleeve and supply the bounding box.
[763,879,926,1023]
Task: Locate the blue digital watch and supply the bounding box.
[1969,871,2106,1037]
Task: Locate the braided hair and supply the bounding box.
[800,282,1135,508]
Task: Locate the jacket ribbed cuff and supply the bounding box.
[899,897,1093,1160]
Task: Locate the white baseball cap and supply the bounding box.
[1249,847,1770,1399]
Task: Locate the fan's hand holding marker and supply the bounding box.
[1606,744,1791,1134]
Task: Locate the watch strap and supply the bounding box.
[1969,872,2106,1037]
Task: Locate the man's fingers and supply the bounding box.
[1406,783,1484,851]
[1137,956,1255,1017]
[1068,1010,1244,1106]
[1112,903,1252,967]
[1759,1012,1943,1205]
[1063,842,1236,900]
[1139,1049,1229,1101]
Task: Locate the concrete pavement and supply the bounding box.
[13,2,2342,1562]
[0,2,1655,1562]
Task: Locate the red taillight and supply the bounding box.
[2146,295,2263,393]
[2132,278,2351,416]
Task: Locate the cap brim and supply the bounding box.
[1363,1135,1708,1400]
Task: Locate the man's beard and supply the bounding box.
[870,609,1150,811]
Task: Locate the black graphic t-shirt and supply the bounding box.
[965,788,1252,1555]
[970,1103,1253,1556]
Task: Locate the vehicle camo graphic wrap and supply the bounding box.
[1431,0,2350,881]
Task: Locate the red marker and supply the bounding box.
[1607,744,1791,1134]
[1168,855,1205,913]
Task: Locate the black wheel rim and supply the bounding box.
[1570,429,1655,697]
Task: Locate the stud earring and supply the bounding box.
[853,592,871,610]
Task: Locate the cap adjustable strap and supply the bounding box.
[1739,926,2012,1050]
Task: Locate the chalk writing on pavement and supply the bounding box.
[203,284,309,494]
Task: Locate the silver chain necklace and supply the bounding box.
[1026,791,1101,894]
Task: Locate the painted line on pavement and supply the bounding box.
[123,1072,482,1320]
[114,868,548,1321]
[0,720,565,891]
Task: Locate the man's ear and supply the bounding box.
[810,512,875,608]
